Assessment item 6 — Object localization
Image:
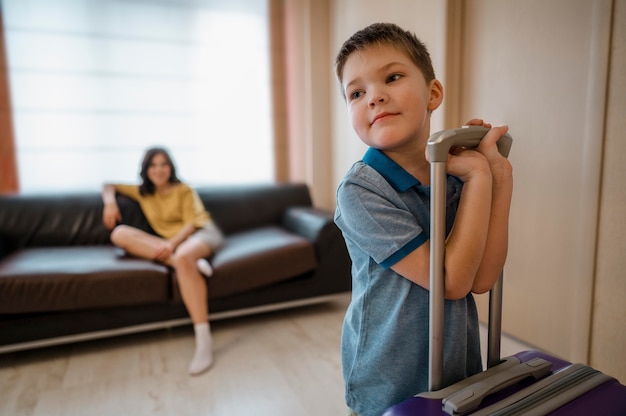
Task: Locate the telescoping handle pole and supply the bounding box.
[427,126,512,392]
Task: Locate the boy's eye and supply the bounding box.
[387,73,402,83]
[349,90,364,100]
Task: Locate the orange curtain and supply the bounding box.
[269,0,289,183]
[0,15,18,194]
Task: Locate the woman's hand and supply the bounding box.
[153,240,174,262]
[103,203,122,230]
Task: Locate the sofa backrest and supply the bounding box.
[196,183,312,234]
[0,192,150,254]
[0,193,112,252]
[0,182,313,254]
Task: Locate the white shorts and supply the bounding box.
[189,222,224,250]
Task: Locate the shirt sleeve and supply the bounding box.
[179,185,210,228]
[335,169,427,269]
[113,184,141,200]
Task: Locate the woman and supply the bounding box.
[102,147,223,375]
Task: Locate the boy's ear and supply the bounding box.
[427,79,444,112]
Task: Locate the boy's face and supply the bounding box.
[341,44,442,152]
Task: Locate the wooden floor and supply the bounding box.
[0,293,533,416]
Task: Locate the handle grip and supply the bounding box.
[442,358,552,415]
[427,126,513,162]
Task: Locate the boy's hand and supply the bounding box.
[445,145,491,183]
[465,119,512,181]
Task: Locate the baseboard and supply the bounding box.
[0,292,350,354]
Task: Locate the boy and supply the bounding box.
[334,23,512,415]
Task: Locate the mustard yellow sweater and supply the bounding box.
[114,183,210,239]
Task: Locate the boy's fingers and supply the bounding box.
[465,118,483,126]
[483,125,508,139]
[480,126,509,155]
[464,119,492,128]
[491,125,509,139]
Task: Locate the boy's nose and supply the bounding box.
[368,91,387,107]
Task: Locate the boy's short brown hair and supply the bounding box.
[335,22,436,86]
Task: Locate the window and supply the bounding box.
[2,0,273,193]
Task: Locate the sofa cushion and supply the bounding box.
[173,226,318,301]
[0,247,170,314]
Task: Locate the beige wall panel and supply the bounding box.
[283,0,332,208]
[283,0,333,209]
[308,0,333,209]
[461,0,611,363]
[591,0,626,383]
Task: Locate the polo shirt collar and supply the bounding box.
[362,147,422,192]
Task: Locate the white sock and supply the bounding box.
[196,258,213,277]
[188,322,213,375]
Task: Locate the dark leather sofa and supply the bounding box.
[0,183,351,353]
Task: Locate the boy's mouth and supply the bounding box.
[371,112,395,125]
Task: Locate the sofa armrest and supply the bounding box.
[282,206,352,293]
[281,207,335,243]
[0,237,7,262]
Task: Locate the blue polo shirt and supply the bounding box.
[335,148,482,416]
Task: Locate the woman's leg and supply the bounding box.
[110,225,174,265]
[172,238,212,323]
[172,237,214,375]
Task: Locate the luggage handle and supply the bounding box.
[441,357,552,415]
[417,355,521,400]
[427,125,513,162]
[470,363,616,416]
[427,126,513,392]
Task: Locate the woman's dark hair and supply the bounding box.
[138,147,181,195]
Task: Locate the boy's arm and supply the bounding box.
[392,125,510,300]
[440,151,494,299]
[392,148,493,300]
[471,123,513,293]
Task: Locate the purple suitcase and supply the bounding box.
[383,127,626,415]
[384,349,626,415]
